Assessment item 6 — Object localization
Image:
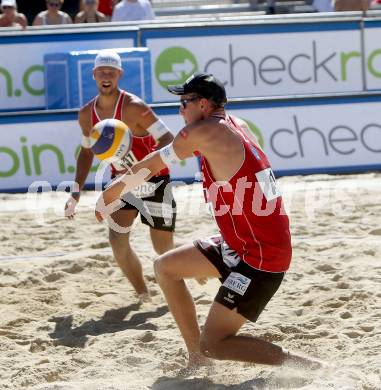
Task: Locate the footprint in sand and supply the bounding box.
[29,338,52,353]
[83,290,116,297]
[16,276,43,287]
[360,325,374,332]
[90,242,109,249]
[0,329,30,345]
[344,331,362,339]
[0,268,17,276]
[43,272,65,282]
[325,301,344,309]
[340,311,352,319]
[77,301,92,309]
[315,264,336,272]
[5,317,33,328]
[139,330,156,343]
[88,254,111,262]
[369,228,381,235]
[62,264,84,274]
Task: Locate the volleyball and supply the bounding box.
[89,119,132,166]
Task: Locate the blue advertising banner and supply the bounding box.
[44,48,152,109]
[0,28,138,112]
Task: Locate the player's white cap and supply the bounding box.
[94,50,122,71]
[1,0,17,7]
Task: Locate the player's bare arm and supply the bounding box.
[94,124,200,222]
[73,106,95,193]
[64,105,95,218]
[122,97,174,146]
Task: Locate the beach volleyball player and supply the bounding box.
[95,72,325,370]
[64,49,176,301]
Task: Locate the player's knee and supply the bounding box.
[109,229,129,246]
[153,256,165,280]
[153,255,173,281]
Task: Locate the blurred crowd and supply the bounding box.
[1,0,380,29]
[0,0,155,28]
[313,0,379,12]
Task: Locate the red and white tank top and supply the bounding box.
[201,115,292,273]
[91,90,169,176]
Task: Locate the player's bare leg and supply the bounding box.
[201,302,325,369]
[109,209,148,296]
[150,228,174,255]
[154,244,220,368]
[155,244,325,370]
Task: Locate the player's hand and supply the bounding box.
[64,195,79,219]
[95,188,122,223]
[95,167,151,222]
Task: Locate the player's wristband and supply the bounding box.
[81,135,91,148]
[159,143,182,165]
[146,119,171,140]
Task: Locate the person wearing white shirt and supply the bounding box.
[313,0,334,12]
[111,0,154,22]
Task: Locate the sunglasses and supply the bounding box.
[2,6,15,9]
[180,96,201,109]
[84,0,97,4]
[47,2,61,7]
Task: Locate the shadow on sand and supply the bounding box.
[152,372,311,389]
[48,304,168,348]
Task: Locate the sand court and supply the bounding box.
[0,173,380,389]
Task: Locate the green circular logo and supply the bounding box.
[239,118,264,148]
[155,47,198,89]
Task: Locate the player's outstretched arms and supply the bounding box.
[95,152,164,222]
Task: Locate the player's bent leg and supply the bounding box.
[200,301,285,364]
[108,209,148,296]
[201,302,325,369]
[154,244,221,361]
[149,227,174,255]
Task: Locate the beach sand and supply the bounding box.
[0,173,380,390]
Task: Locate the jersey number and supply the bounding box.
[255,168,281,201]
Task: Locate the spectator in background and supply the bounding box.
[0,0,28,28]
[16,0,46,26]
[61,0,79,19]
[33,0,72,25]
[98,0,118,20]
[75,0,106,23]
[111,0,154,22]
[247,1,276,14]
[370,0,381,9]
[266,0,276,14]
[333,0,370,11]
[313,0,334,12]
